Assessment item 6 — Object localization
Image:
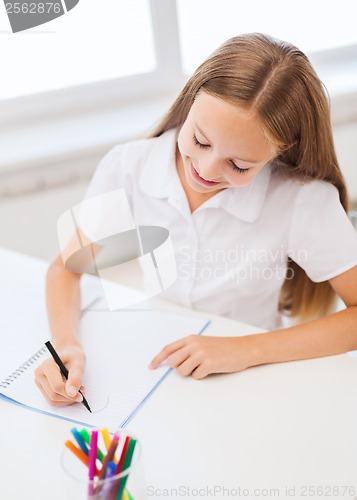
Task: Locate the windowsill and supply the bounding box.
[1,61,357,197]
[315,57,357,125]
[0,94,174,174]
[0,93,177,197]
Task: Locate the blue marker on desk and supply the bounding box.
[101,460,117,497]
[71,427,88,455]
[106,461,116,478]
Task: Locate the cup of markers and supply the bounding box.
[61,427,146,500]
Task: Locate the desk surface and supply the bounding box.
[1,247,357,500]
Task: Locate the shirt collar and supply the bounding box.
[138,129,178,199]
[138,128,272,223]
[217,164,272,222]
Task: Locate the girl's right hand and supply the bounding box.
[34,344,86,406]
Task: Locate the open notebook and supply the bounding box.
[0,305,210,433]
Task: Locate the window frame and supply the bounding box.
[1,0,357,129]
[0,0,186,128]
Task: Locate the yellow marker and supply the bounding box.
[101,427,111,451]
[122,490,129,500]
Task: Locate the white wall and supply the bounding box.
[334,122,357,201]
[0,180,88,262]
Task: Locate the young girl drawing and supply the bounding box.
[35,33,357,406]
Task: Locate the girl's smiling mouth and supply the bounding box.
[190,164,221,186]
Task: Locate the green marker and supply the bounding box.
[80,428,105,462]
[116,438,137,499]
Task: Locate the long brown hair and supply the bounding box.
[151,33,349,322]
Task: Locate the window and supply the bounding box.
[176,0,357,75]
[0,0,156,99]
[0,0,184,126]
[1,0,356,129]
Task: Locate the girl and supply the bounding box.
[35,33,357,406]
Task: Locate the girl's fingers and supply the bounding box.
[34,359,82,405]
[149,337,187,369]
[166,346,191,369]
[65,361,85,398]
[35,375,74,406]
[174,355,201,377]
[35,359,65,394]
[191,364,209,380]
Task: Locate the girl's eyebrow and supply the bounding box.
[194,122,261,164]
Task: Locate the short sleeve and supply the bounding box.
[77,144,133,242]
[83,144,126,202]
[287,181,357,282]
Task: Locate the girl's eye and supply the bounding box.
[230,162,249,174]
[193,134,209,149]
[192,134,250,174]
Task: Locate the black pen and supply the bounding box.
[45,340,92,413]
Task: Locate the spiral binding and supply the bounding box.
[80,296,102,318]
[0,295,103,390]
[0,346,47,389]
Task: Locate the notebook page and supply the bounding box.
[0,288,49,381]
[1,309,210,432]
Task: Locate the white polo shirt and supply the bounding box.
[81,129,357,330]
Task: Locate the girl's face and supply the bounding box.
[177,91,278,194]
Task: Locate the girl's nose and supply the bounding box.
[197,157,222,181]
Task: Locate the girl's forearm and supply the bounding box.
[248,306,357,366]
[46,261,82,349]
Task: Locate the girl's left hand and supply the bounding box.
[149,335,256,379]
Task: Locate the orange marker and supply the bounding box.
[65,440,98,475]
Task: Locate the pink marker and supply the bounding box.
[89,430,98,481]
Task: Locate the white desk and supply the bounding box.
[1,247,357,500]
